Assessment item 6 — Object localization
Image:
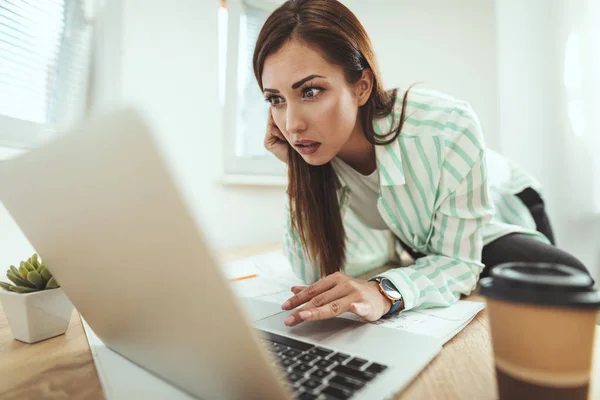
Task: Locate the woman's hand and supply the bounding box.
[281,272,393,327]
[264,108,288,163]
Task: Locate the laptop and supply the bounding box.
[0,108,440,400]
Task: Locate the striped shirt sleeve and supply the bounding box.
[373,107,494,311]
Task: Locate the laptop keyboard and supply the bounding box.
[259,330,388,400]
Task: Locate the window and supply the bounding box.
[221,0,286,180]
[0,0,93,152]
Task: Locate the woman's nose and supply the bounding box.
[285,104,307,134]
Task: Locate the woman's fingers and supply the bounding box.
[294,297,374,325]
[290,286,305,294]
[284,283,352,327]
[282,278,391,327]
[281,273,343,310]
[296,297,358,323]
[264,108,288,163]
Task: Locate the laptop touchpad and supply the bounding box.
[254,310,363,344]
[239,298,287,322]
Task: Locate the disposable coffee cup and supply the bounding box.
[479,262,600,400]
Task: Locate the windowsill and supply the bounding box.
[220,174,287,187]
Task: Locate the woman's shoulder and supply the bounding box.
[381,86,483,148]
[392,86,476,127]
[375,87,487,190]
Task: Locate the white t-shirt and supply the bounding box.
[331,157,389,230]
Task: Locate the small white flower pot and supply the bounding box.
[0,287,74,343]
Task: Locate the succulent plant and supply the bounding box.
[0,254,60,293]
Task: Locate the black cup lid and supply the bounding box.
[478,262,600,309]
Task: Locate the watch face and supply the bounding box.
[381,279,401,300]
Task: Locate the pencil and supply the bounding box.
[230,273,258,282]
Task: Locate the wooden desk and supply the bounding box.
[1,243,599,399]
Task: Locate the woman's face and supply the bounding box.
[261,39,364,166]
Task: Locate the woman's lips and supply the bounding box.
[295,142,321,155]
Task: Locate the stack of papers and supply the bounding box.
[223,251,306,297]
[226,251,485,345]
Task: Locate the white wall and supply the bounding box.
[118,0,285,250]
[0,205,35,276]
[495,0,599,279]
[0,149,33,273]
[346,0,501,150]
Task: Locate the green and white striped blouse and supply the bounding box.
[283,87,550,312]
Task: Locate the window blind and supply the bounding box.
[0,0,92,147]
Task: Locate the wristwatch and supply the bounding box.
[372,277,404,316]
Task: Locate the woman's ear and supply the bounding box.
[355,68,374,106]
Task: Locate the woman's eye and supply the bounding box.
[302,87,322,99]
[265,96,284,107]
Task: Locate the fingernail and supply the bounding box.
[281,301,290,310]
[299,311,311,320]
[284,315,295,326]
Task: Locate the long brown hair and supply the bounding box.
[253,0,411,278]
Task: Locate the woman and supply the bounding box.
[253,0,588,327]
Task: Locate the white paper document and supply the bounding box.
[226,251,485,345]
[337,300,484,345]
[224,251,306,298]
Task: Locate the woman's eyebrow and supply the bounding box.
[291,74,325,89]
[263,74,326,94]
